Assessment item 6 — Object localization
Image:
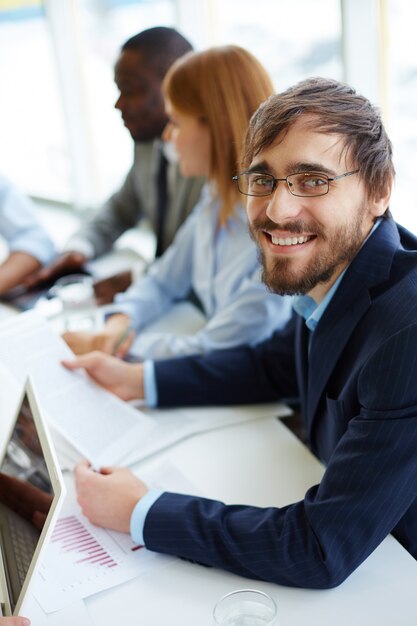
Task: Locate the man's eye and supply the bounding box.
[302,175,328,188]
[251,176,272,188]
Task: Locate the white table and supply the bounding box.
[2,300,416,624]
[23,414,417,626]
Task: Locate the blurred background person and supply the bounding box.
[0,173,54,295]
[63,45,291,361]
[25,26,204,290]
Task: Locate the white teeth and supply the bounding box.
[271,235,310,246]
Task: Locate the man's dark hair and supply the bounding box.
[242,77,395,207]
[122,27,193,79]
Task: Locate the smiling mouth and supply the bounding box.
[268,234,314,246]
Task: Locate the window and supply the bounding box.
[0,0,175,206]
[0,1,68,201]
[209,0,342,91]
[386,0,417,231]
[1,0,413,234]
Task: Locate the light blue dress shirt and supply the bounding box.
[109,184,291,360]
[131,219,382,546]
[0,174,55,265]
[292,219,381,331]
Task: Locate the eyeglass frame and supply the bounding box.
[232,169,360,198]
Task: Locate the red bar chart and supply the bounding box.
[33,462,182,612]
[51,515,119,568]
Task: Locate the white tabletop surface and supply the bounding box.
[22,414,417,626]
[2,301,416,625]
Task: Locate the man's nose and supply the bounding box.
[114,94,124,110]
[265,182,303,223]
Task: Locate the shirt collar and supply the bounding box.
[292,218,382,332]
[292,272,345,332]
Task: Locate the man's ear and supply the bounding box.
[371,176,393,218]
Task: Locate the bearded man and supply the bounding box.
[64,77,417,589]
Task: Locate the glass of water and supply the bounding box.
[213,589,277,626]
[51,274,96,331]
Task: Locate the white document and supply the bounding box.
[0,311,292,469]
[0,311,155,468]
[32,462,196,612]
[122,402,293,466]
[21,597,94,626]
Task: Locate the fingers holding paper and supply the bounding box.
[74,460,148,533]
[61,351,144,401]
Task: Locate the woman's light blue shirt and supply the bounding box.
[111,184,292,360]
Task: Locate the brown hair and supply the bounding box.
[242,77,394,209]
[163,45,274,220]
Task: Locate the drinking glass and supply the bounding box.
[51,274,96,331]
[213,589,277,626]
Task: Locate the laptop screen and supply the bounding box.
[0,391,55,613]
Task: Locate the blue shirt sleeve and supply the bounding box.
[130,489,164,545]
[143,359,158,407]
[0,174,55,265]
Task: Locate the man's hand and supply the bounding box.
[63,314,135,358]
[94,270,132,305]
[75,460,148,532]
[61,351,144,400]
[23,251,87,289]
[0,618,30,626]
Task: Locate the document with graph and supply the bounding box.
[31,462,194,612]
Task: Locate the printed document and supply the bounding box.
[0,312,155,468]
[0,311,291,468]
[32,462,195,612]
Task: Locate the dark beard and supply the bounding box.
[250,211,367,296]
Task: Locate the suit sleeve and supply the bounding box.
[69,164,142,258]
[154,315,298,407]
[144,324,417,588]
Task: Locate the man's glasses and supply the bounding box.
[232,170,359,198]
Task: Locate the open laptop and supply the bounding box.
[0,378,65,616]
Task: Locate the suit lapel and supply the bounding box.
[305,218,400,428]
[295,316,309,415]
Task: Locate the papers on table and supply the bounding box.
[0,312,155,469]
[0,311,291,469]
[21,597,94,626]
[32,461,197,613]
[123,402,293,466]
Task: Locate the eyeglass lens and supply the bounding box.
[240,172,330,197]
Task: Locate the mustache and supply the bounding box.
[250,216,324,237]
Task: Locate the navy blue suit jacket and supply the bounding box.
[145,218,417,588]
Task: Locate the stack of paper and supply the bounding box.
[0,311,291,469]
